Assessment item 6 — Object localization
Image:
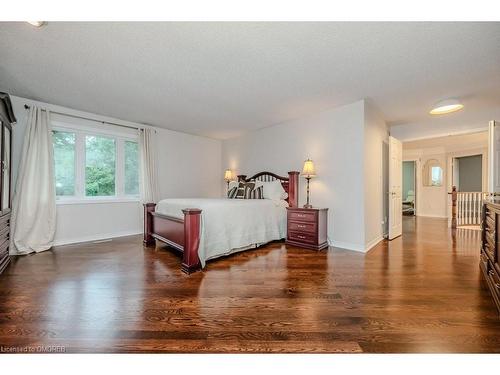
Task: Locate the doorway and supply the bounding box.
[454,154,483,192]
[402,161,416,216]
[451,153,486,229]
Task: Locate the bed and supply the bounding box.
[143,171,299,273]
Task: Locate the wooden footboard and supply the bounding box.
[143,203,201,274]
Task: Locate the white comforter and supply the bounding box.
[155,198,288,267]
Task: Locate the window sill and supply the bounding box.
[56,198,141,206]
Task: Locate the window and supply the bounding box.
[124,140,139,195]
[431,166,443,186]
[85,135,116,196]
[423,159,443,187]
[53,130,76,196]
[52,127,139,202]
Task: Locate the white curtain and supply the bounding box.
[10,106,56,255]
[139,128,159,203]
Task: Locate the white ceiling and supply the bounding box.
[0,22,499,139]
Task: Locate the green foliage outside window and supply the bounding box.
[85,135,116,196]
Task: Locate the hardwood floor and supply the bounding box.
[0,216,499,353]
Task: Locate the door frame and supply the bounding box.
[446,147,488,225]
[402,158,419,217]
[388,136,403,240]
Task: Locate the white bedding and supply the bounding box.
[155,198,288,267]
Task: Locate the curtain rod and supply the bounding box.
[23,104,142,131]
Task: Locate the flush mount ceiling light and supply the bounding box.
[429,99,464,115]
[27,21,47,27]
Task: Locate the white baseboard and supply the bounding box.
[365,236,384,252]
[53,230,142,247]
[416,214,448,219]
[328,236,384,253]
[329,239,366,253]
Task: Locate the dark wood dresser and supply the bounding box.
[286,207,328,250]
[0,93,15,275]
[481,199,500,316]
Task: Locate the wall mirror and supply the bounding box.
[423,159,443,187]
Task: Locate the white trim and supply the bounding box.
[56,197,140,205]
[395,127,489,143]
[53,230,142,247]
[416,214,448,218]
[329,239,366,253]
[365,236,384,252]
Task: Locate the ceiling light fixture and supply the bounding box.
[27,21,47,27]
[429,99,464,115]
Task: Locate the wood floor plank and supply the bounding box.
[0,216,498,353]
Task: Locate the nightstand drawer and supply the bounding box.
[288,221,316,234]
[288,210,316,223]
[288,231,317,244]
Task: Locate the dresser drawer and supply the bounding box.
[0,215,9,230]
[0,249,8,265]
[0,223,9,242]
[486,207,496,221]
[0,237,9,255]
[288,221,316,234]
[484,241,496,262]
[288,210,316,223]
[486,216,495,230]
[288,231,317,244]
[480,251,490,275]
[487,269,500,310]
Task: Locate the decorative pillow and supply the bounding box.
[227,186,238,199]
[228,180,239,190]
[234,181,255,199]
[249,185,264,199]
[262,180,288,201]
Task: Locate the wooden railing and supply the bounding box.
[449,186,488,228]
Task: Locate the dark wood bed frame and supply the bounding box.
[143,171,299,273]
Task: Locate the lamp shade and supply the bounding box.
[302,159,316,177]
[224,169,233,181]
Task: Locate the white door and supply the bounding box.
[389,136,403,240]
[488,121,500,194]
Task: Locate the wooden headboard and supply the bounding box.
[237,171,300,207]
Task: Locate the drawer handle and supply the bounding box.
[297,235,306,239]
[296,214,306,218]
[297,224,306,228]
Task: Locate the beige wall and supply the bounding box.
[403,141,488,219]
[222,100,368,251]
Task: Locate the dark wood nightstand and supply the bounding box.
[286,207,328,250]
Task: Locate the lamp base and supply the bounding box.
[303,204,313,209]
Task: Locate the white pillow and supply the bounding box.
[262,180,288,201]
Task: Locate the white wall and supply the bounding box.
[363,102,389,249]
[10,95,222,245]
[222,100,372,252]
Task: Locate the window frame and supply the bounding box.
[52,122,140,205]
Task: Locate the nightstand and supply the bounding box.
[286,207,328,250]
